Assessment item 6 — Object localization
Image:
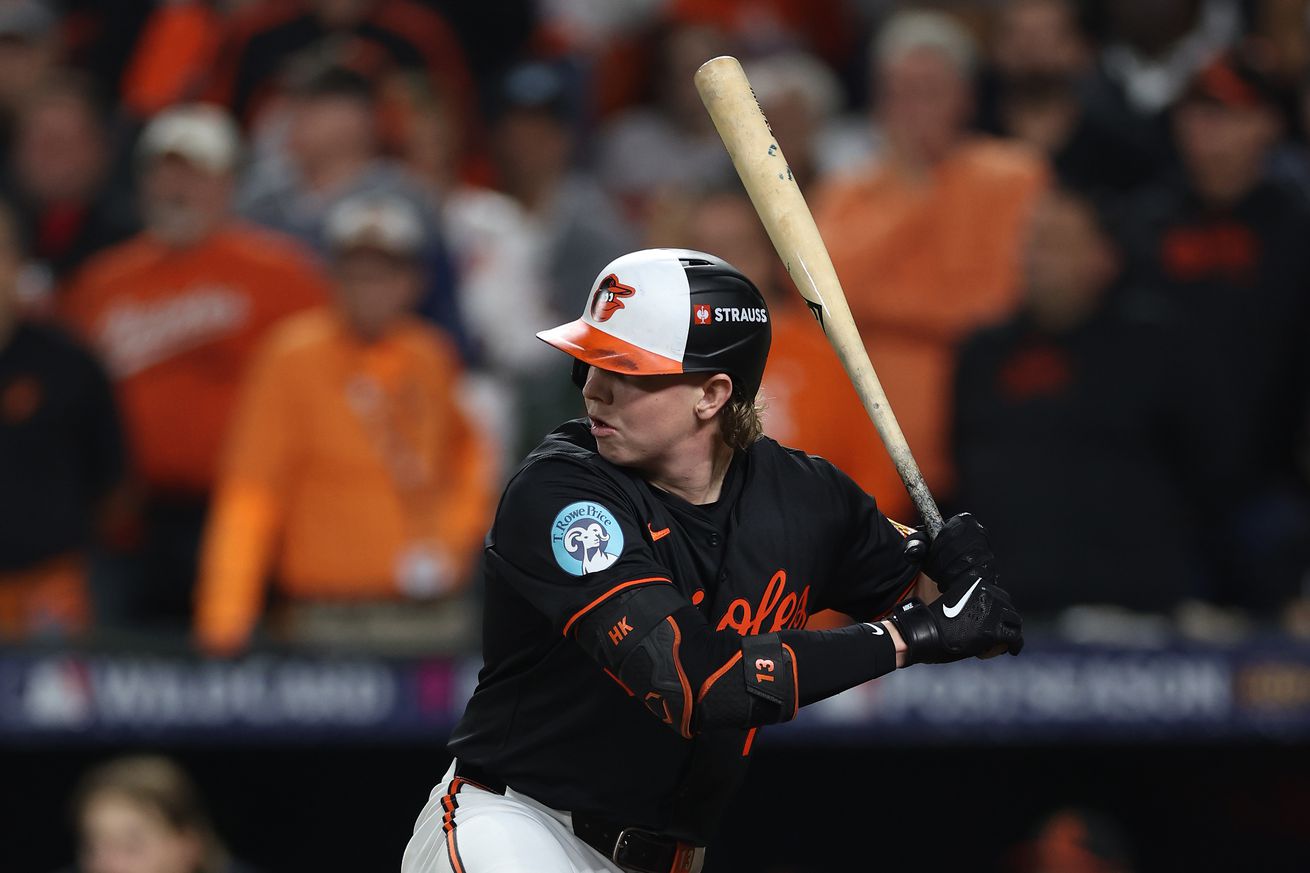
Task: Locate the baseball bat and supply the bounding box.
[694,55,945,538]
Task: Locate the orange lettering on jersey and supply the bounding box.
[716,569,811,636]
[608,616,634,645]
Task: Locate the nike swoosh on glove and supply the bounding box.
[888,577,1024,665]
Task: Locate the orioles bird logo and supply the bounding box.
[589,274,636,322]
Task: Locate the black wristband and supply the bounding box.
[887,598,937,666]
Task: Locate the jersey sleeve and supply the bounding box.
[486,457,676,636]
[815,461,920,621]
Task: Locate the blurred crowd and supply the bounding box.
[1,0,1309,654]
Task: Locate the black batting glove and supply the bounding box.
[902,512,997,590]
[889,579,1024,665]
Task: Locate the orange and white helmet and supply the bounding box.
[537,249,772,400]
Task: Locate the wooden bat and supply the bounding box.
[695,55,945,537]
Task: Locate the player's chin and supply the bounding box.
[594,438,638,467]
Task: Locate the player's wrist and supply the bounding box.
[878,620,908,669]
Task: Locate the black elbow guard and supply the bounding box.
[696,632,798,730]
[574,585,799,735]
[573,583,696,738]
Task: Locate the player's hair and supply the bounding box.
[720,388,765,450]
[72,756,229,873]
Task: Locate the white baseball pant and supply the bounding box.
[400,763,625,873]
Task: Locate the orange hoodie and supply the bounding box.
[194,307,494,654]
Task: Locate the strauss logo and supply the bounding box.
[694,304,712,325]
[564,522,619,573]
[589,274,636,322]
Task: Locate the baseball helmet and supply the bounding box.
[536,249,772,400]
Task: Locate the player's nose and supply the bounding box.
[581,366,614,404]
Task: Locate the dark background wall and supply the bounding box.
[7,738,1307,873]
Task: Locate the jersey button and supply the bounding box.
[709,533,720,547]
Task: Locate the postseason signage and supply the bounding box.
[0,651,476,743]
[1,641,1309,743]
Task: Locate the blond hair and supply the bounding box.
[720,391,765,451]
[73,756,228,873]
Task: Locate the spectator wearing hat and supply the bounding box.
[237,64,466,354]
[814,10,1049,520]
[490,60,634,323]
[487,59,635,452]
[0,195,124,640]
[195,194,494,656]
[1118,49,1310,612]
[61,104,328,629]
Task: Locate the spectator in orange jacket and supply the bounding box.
[62,104,329,628]
[195,194,494,656]
[814,10,1049,519]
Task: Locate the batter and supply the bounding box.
[402,249,1024,873]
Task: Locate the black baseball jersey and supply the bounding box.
[447,419,917,841]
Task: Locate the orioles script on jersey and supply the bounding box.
[717,569,810,636]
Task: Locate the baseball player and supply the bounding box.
[401,249,1024,873]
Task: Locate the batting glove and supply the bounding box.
[902,512,997,590]
[889,579,1024,665]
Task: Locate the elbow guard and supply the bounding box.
[695,632,797,730]
[574,584,696,738]
[574,585,798,736]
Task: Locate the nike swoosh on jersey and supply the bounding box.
[942,579,982,618]
[648,524,671,542]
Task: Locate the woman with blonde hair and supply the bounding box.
[71,756,244,873]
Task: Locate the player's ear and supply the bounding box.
[694,374,734,421]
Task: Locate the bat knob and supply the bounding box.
[902,533,929,563]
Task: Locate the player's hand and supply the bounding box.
[887,578,1024,665]
[903,512,996,590]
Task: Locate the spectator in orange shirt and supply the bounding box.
[815,10,1049,519]
[62,104,329,629]
[195,194,494,656]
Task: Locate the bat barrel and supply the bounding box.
[695,55,944,537]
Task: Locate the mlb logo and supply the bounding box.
[694,304,713,325]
